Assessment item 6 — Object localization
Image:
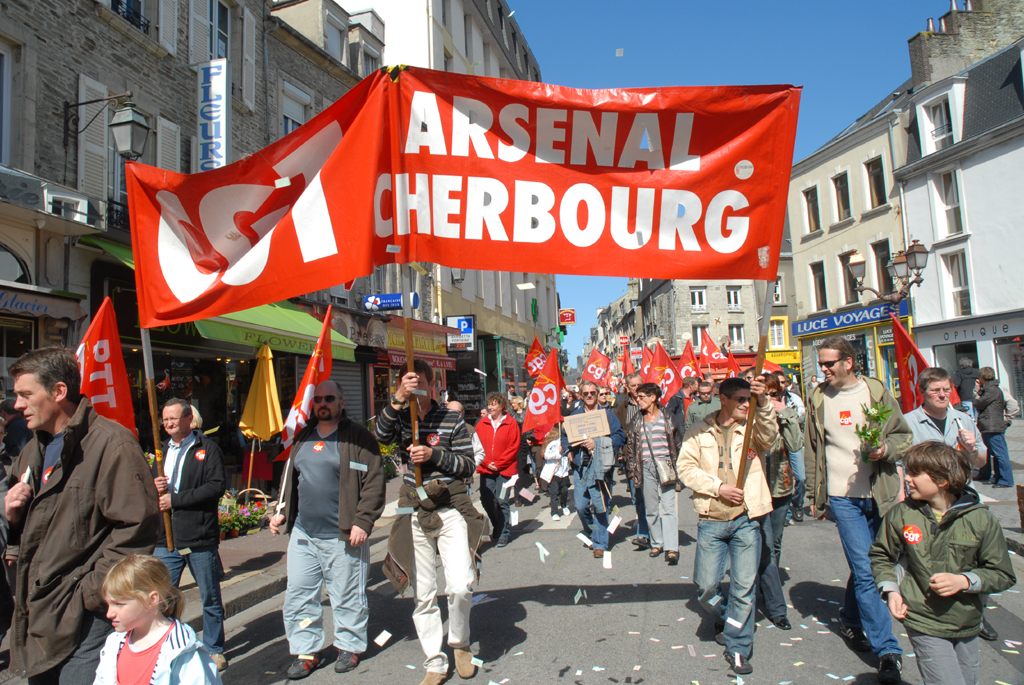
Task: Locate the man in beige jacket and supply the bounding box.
[677,376,777,677]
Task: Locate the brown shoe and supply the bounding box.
[418,671,448,685]
[453,647,476,678]
[210,653,228,672]
[593,549,604,558]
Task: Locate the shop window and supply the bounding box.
[769,320,785,349]
[0,316,34,391]
[0,244,29,284]
[945,250,971,317]
[810,261,828,311]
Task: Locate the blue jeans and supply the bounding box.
[573,469,609,550]
[694,514,760,658]
[156,545,225,654]
[768,495,791,567]
[628,478,649,539]
[829,497,901,657]
[788,448,806,513]
[756,512,787,619]
[979,433,1014,486]
[479,473,512,541]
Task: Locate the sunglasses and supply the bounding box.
[582,391,598,397]
[818,359,842,369]
[769,392,782,399]
[313,395,338,404]
[734,396,752,405]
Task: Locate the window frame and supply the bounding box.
[690,286,706,312]
[726,285,742,310]
[773,278,783,304]
[728,324,745,347]
[802,185,821,234]
[324,12,346,64]
[871,240,893,296]
[838,251,859,305]
[769,320,786,349]
[864,157,886,209]
[832,171,851,222]
[0,43,10,167]
[936,168,964,237]
[943,250,972,318]
[281,80,311,137]
[208,0,230,61]
[692,325,708,345]
[809,261,828,312]
[930,98,953,151]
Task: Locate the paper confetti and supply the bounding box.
[650,638,660,642]
[633,665,642,671]
[780,642,793,647]
[574,589,584,604]
[274,176,291,188]
[405,664,416,669]
[629,632,640,635]
[826,675,839,680]
[415,486,429,500]
[575,671,582,676]
[386,245,402,253]
[471,657,484,666]
[373,630,391,646]
[1006,640,1023,647]
[577,533,593,547]
[1003,649,1020,654]
[842,678,855,682]
[519,488,536,502]
[512,651,523,656]
[817,631,830,634]
[791,637,803,641]
[471,594,499,606]
[677,617,686,622]
[592,666,605,671]
[603,551,612,569]
[708,594,722,607]
[536,541,550,562]
[396,507,416,514]
[671,645,684,649]
[557,550,566,567]
[703,654,716,658]
[726,617,743,629]
[799,624,808,629]
[793,661,804,666]
[607,515,622,534]
[299,618,312,629]
[511,510,519,527]
[688,645,696,657]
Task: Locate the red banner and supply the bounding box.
[126,67,800,327]
[677,339,701,379]
[581,348,611,385]
[700,329,729,368]
[558,309,577,326]
[622,351,635,376]
[648,342,682,405]
[523,352,565,435]
[890,313,959,412]
[276,306,334,461]
[524,336,548,379]
[726,350,742,378]
[76,297,137,436]
[641,347,654,381]
[763,359,785,374]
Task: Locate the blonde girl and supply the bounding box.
[93,555,222,685]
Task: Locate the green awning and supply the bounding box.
[82,237,355,361]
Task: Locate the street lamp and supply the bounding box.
[108,101,151,161]
[848,239,929,304]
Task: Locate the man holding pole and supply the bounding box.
[153,398,228,671]
[4,346,160,684]
[376,359,482,685]
[677,376,777,676]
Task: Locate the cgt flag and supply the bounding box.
[641,346,654,381]
[622,351,635,376]
[699,328,729,368]
[126,66,800,328]
[581,348,611,386]
[890,313,959,412]
[523,351,565,435]
[276,305,334,461]
[677,339,701,379]
[648,342,682,405]
[76,297,137,436]
[524,336,548,379]
[726,349,742,378]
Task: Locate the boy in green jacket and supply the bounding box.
[869,442,1016,685]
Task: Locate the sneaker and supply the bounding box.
[877,653,902,684]
[334,650,358,673]
[496,537,509,548]
[551,513,561,521]
[838,623,872,653]
[563,507,571,516]
[725,650,753,675]
[210,653,228,672]
[792,508,804,522]
[287,654,323,679]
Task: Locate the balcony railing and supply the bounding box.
[931,122,952,140]
[727,303,742,312]
[691,304,707,313]
[110,0,150,34]
[107,199,130,232]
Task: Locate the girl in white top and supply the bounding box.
[541,424,572,519]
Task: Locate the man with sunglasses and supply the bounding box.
[804,337,911,684]
[685,380,721,431]
[271,380,385,679]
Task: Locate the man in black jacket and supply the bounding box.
[153,398,228,671]
[951,358,980,420]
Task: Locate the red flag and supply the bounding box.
[581,348,611,385]
[890,313,959,412]
[641,347,654,381]
[523,352,565,435]
[125,67,800,328]
[524,337,548,379]
[276,305,334,461]
[677,340,701,379]
[76,297,137,436]
[608,375,620,393]
[623,352,635,376]
[726,350,742,378]
[648,342,682,405]
[763,359,785,374]
[700,329,729,368]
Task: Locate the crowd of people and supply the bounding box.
[0,339,1016,685]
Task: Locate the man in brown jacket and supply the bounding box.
[4,346,160,684]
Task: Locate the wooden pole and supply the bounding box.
[402,264,422,487]
[246,436,257,492]
[734,281,776,489]
[141,328,174,551]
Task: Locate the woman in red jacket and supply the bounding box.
[475,393,522,547]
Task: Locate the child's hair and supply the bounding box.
[904,441,970,494]
[102,554,185,620]
[541,423,562,452]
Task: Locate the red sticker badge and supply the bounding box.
[747,448,757,461]
[314,441,325,452]
[839,410,853,426]
[903,525,923,545]
[42,465,55,484]
[195,449,206,461]
[427,433,440,446]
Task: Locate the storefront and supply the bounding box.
[911,308,1024,405]
[371,317,458,415]
[792,300,910,397]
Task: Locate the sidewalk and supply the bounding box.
[975,421,1024,556]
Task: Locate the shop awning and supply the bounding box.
[0,281,87,321]
[81,236,355,361]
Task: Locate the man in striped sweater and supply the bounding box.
[375,359,481,685]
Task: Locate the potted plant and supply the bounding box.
[237,500,268,534]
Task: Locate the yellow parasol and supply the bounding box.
[238,344,284,494]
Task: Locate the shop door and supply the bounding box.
[0,316,33,398]
[331,361,366,425]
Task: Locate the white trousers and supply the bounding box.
[411,507,475,673]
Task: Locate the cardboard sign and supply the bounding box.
[564,410,611,445]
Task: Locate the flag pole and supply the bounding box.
[141,328,174,551]
[734,280,776,489]
[401,264,422,487]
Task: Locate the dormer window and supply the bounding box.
[930,99,953,150]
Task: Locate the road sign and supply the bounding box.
[618,336,629,345]
[558,309,576,325]
[363,292,419,311]
[446,315,475,351]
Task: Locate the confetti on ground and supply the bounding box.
[828,600,840,604]
[843,677,855,681]
[607,515,622,534]
[1003,649,1020,654]
[680,575,689,579]
[512,651,524,656]
[603,552,612,569]
[629,631,641,635]
[575,671,582,676]
[906,653,915,658]
[650,638,660,642]
[996,681,1014,685]
[373,630,391,646]
[1006,640,1023,647]
[633,665,642,671]
[818,631,830,634]
[499,680,510,685]
[577,533,593,547]
[780,642,793,647]
[671,645,684,649]
[816,597,826,602]
[557,550,566,567]
[831,579,841,582]
[511,510,519,526]
[987,605,998,609]
[704,654,717,658]
[799,624,808,629]
[677,617,686,622]
[786,603,793,608]
[536,541,550,562]
[519,488,535,502]
[826,675,839,680]
[592,666,605,671]
[793,661,804,666]
[688,645,696,657]
[471,657,484,666]
[405,665,416,669]
[779,682,793,684]
[574,589,584,604]
[791,637,803,641]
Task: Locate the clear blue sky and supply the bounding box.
[509,0,945,360]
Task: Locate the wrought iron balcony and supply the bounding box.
[107,199,130,232]
[110,0,150,34]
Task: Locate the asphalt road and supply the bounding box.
[220,482,1024,685]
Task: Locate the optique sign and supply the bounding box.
[196,59,231,171]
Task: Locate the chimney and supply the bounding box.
[964,0,973,9]
[927,17,936,31]
[939,16,948,31]
[950,0,958,11]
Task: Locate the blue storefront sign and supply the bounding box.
[792,300,909,339]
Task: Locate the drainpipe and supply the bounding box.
[264,14,281,148]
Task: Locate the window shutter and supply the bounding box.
[77,74,108,201]
[189,0,210,66]
[156,117,181,172]
[242,7,256,109]
[159,0,178,55]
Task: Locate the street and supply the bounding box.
[219,482,1024,685]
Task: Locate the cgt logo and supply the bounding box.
[903,525,923,545]
[839,410,852,426]
[587,363,607,380]
[529,382,558,414]
[527,355,547,375]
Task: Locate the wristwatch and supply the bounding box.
[390,393,409,409]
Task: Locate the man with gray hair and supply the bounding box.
[952,358,980,420]
[270,380,385,678]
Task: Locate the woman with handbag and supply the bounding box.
[621,383,682,565]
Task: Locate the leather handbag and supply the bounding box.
[642,417,677,485]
